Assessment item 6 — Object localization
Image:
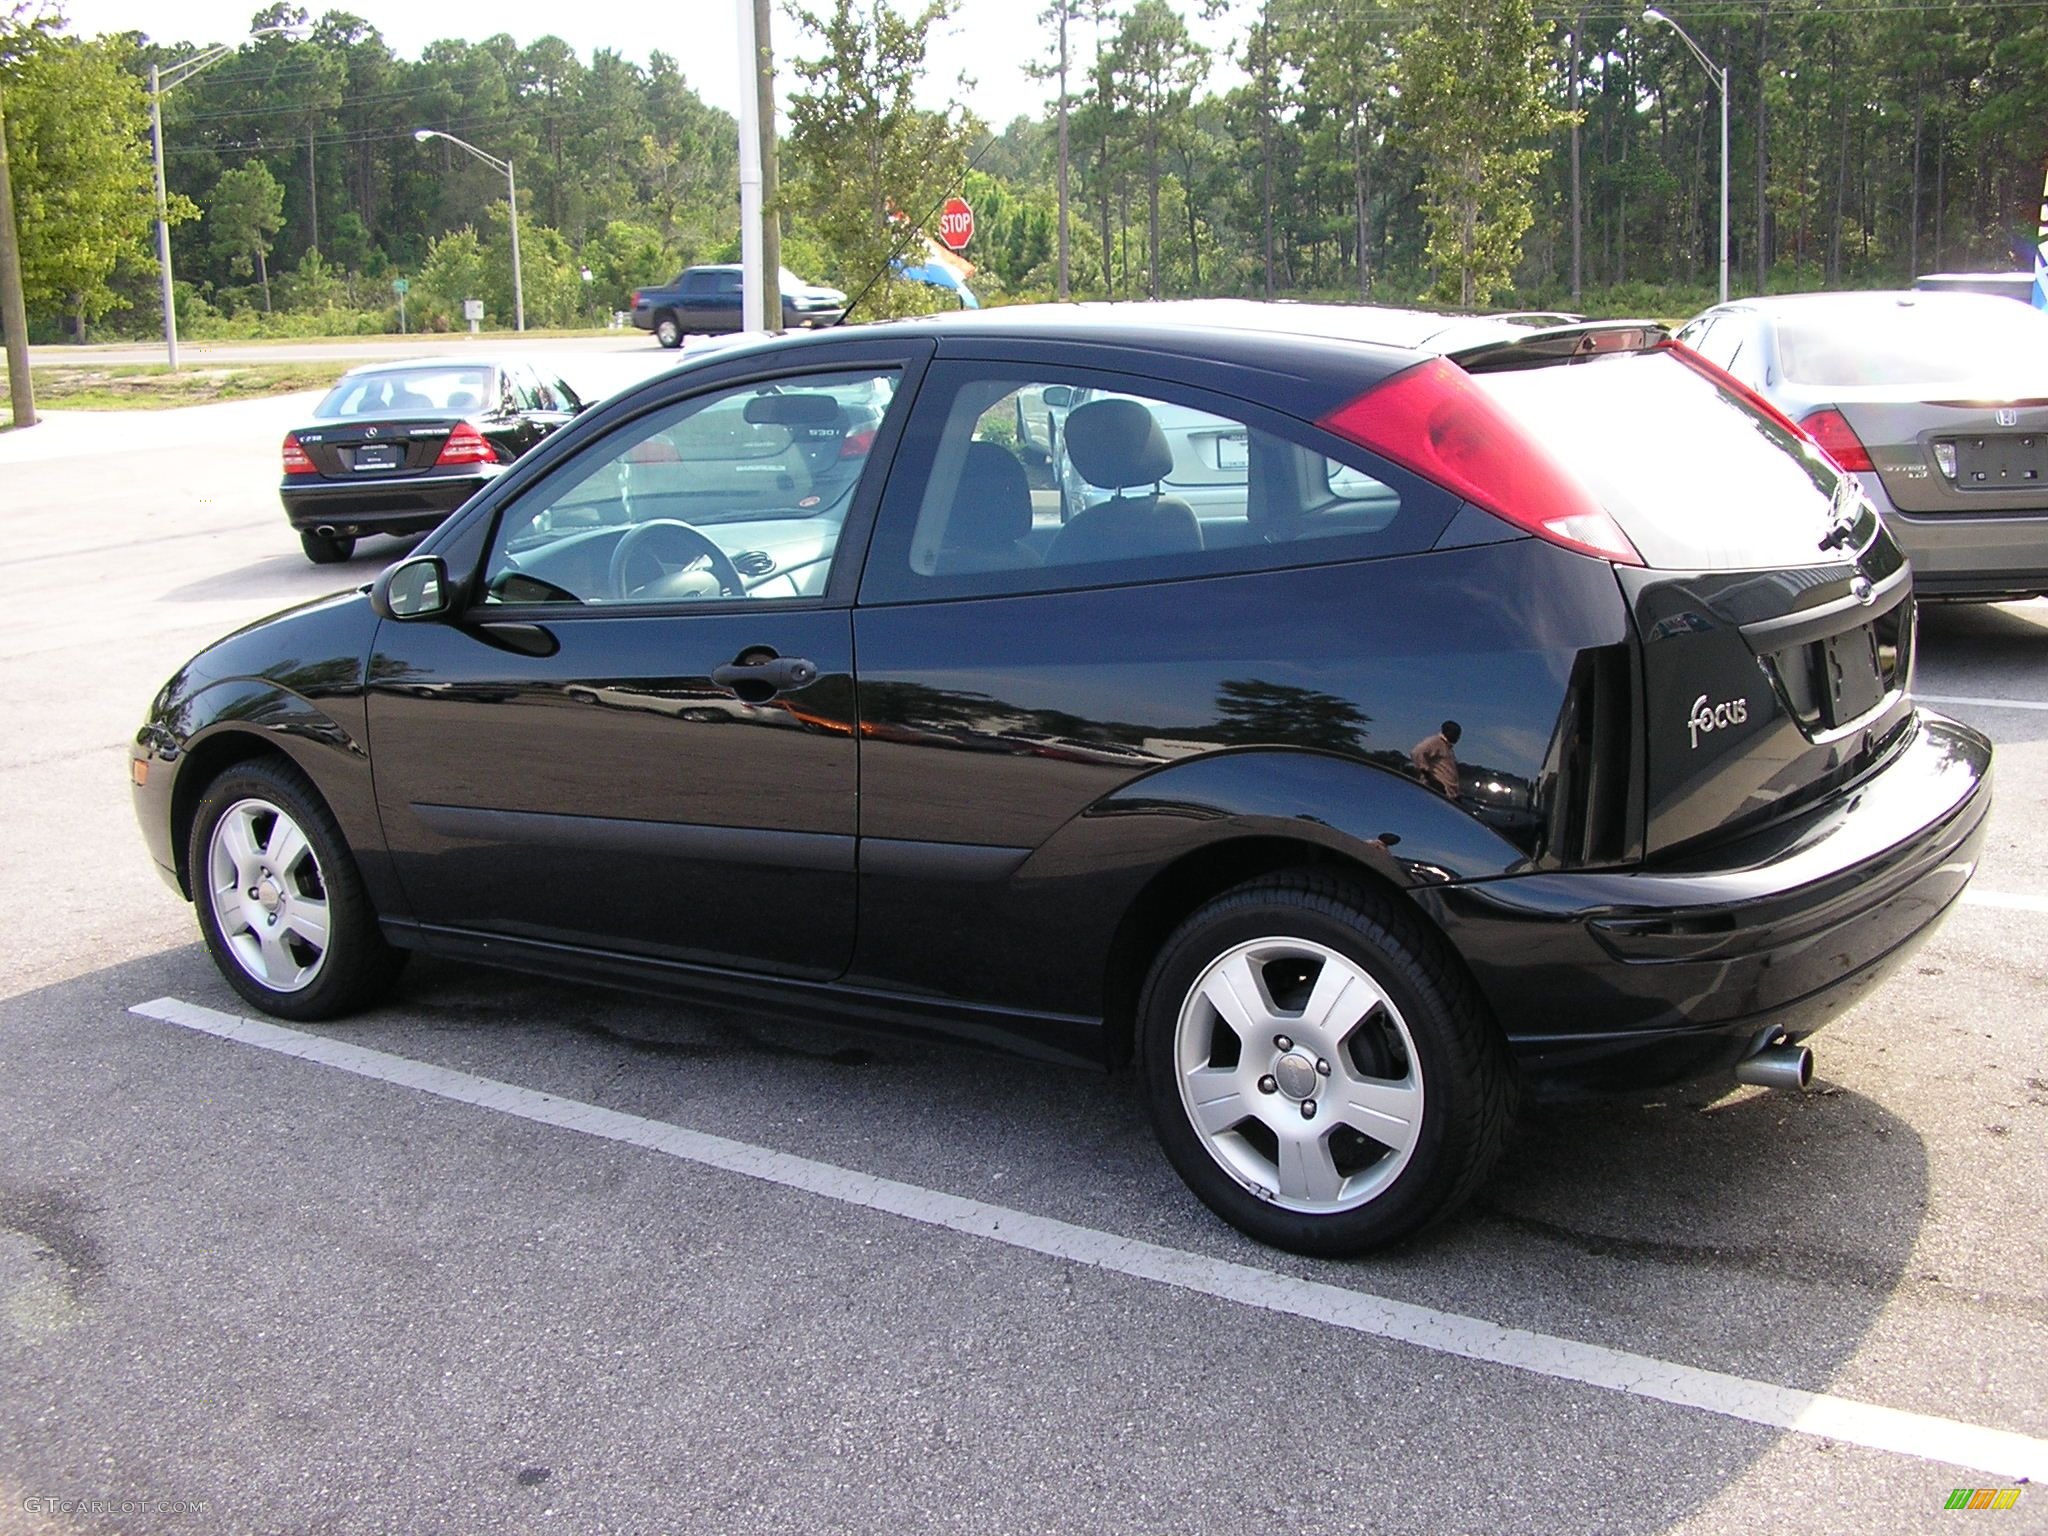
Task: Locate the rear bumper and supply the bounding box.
[1912,566,2048,602]
[1874,496,2048,600]
[279,471,493,536]
[1417,711,1992,1086]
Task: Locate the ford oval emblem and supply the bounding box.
[1850,575,1875,605]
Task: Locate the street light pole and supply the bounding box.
[413,129,523,331]
[149,26,300,372]
[1645,7,1729,304]
[149,64,176,370]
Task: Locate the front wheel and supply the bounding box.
[654,312,682,348]
[188,757,406,1021]
[1137,874,1512,1255]
[300,530,355,564]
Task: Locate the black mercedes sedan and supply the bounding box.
[280,358,586,565]
[136,302,1992,1255]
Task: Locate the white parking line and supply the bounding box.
[1962,889,2048,914]
[130,994,2048,1484]
[1918,693,2048,712]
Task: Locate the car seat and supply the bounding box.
[935,442,1043,574]
[1044,398,1201,566]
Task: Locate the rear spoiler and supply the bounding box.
[1441,319,1669,374]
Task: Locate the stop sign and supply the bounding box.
[937,195,975,252]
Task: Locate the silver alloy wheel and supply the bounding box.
[1173,936,1424,1214]
[205,797,332,994]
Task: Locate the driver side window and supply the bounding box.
[480,368,897,607]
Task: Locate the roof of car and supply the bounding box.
[878,298,1557,352]
[336,357,508,379]
[1703,290,2026,318]
[685,302,1595,376]
[639,303,1664,409]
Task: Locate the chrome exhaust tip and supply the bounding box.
[1736,1043,1814,1092]
[315,524,337,537]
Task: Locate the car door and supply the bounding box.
[674,271,712,330]
[365,344,928,979]
[679,270,735,332]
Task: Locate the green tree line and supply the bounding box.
[4,0,2048,345]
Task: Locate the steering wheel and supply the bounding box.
[608,519,749,602]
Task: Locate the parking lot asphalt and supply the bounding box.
[0,376,2044,1535]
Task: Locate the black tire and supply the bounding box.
[187,756,406,1022]
[300,530,356,565]
[654,311,682,348]
[1136,873,1513,1255]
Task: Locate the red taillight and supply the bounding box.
[435,421,499,467]
[1318,357,1642,565]
[1797,408,1875,473]
[630,290,642,308]
[839,427,876,460]
[281,432,317,475]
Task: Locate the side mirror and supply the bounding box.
[371,554,451,621]
[1040,385,1075,409]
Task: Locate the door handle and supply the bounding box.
[711,653,817,702]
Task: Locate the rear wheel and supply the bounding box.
[1137,874,1512,1255]
[654,312,682,348]
[299,530,356,565]
[188,757,405,1021]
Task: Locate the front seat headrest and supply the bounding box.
[1063,398,1174,489]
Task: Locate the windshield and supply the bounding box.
[1775,297,2048,387]
[314,367,494,418]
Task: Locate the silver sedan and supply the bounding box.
[1676,290,2048,601]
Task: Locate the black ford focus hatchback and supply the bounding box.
[133,303,1992,1254]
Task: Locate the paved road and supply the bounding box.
[1,384,2044,1534]
[25,332,658,369]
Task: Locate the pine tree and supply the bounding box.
[1399,0,1561,307]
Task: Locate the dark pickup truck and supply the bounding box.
[630,264,849,347]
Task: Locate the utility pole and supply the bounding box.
[754,0,783,334]
[150,25,302,371]
[149,63,178,370]
[0,80,35,428]
[736,0,765,333]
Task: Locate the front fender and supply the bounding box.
[133,677,394,915]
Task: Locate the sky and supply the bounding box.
[51,0,1248,128]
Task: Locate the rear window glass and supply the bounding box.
[1476,351,1851,570]
[315,367,494,418]
[1775,297,2048,387]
